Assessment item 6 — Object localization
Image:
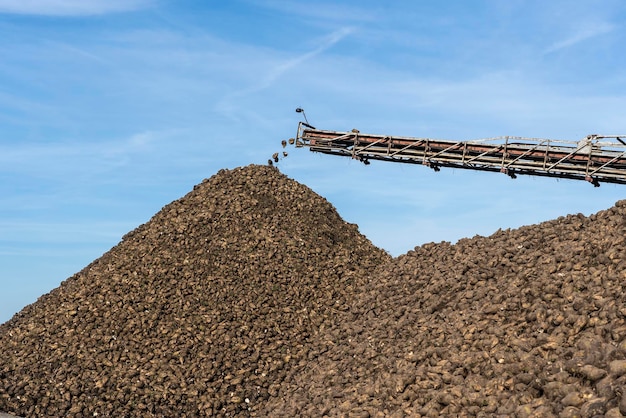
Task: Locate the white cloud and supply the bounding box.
[544,22,615,54]
[0,0,152,16]
[0,220,129,245]
[0,129,175,183]
[215,27,354,118]
[269,27,355,84]
[244,0,377,24]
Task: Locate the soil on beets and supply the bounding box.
[1,164,626,418]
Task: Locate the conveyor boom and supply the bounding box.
[294,122,626,186]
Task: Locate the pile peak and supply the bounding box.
[0,164,389,417]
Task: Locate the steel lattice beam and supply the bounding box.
[294,122,626,186]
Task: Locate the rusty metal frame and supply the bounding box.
[294,122,626,186]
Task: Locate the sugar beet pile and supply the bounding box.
[1,164,626,417]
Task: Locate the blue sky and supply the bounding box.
[1,0,626,323]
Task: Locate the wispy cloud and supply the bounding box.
[267,27,355,87]
[544,22,615,54]
[244,0,377,24]
[44,41,112,66]
[0,129,173,182]
[0,0,152,16]
[0,220,130,245]
[216,27,354,118]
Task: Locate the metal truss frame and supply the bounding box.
[294,122,626,186]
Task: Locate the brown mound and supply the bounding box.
[264,201,626,416]
[3,162,626,418]
[0,165,390,417]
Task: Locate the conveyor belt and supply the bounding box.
[294,122,626,186]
